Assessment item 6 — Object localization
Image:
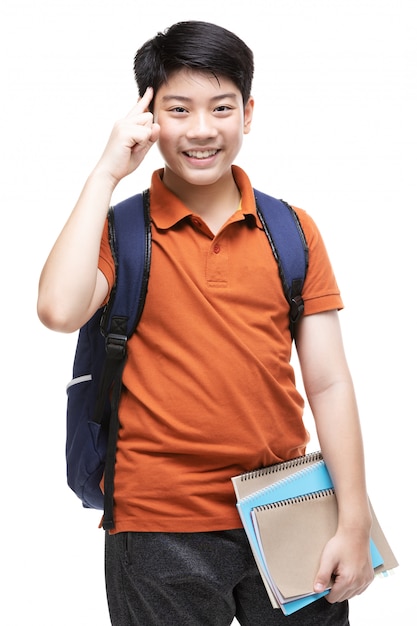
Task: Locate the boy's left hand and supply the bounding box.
[313,529,375,602]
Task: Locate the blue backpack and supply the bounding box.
[66,188,309,530]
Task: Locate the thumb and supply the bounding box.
[150,122,160,143]
[313,564,333,594]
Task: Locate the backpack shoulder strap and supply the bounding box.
[98,189,152,530]
[254,188,309,337]
[101,189,152,340]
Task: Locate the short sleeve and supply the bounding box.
[293,207,344,316]
[98,217,115,304]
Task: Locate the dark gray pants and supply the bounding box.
[105,529,349,626]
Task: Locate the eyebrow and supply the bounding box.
[161,93,239,103]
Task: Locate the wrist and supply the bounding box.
[89,163,120,194]
[337,502,373,535]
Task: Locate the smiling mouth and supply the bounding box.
[184,149,219,159]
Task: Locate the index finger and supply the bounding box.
[137,86,154,111]
[124,87,154,120]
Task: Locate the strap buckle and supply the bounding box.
[105,333,127,360]
[290,295,304,324]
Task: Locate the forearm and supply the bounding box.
[308,378,372,533]
[306,372,374,601]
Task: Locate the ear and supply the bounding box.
[243,96,255,135]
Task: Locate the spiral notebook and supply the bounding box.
[232,453,398,616]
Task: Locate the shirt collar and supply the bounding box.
[149,166,263,230]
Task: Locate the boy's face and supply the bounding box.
[152,69,254,190]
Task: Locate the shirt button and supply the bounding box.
[192,217,201,226]
[213,244,221,254]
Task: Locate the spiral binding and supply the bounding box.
[253,487,335,512]
[240,450,323,482]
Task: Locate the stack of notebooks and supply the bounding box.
[232,451,398,616]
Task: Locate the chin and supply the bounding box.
[183,166,233,186]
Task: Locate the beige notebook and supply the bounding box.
[232,452,399,613]
[251,488,398,604]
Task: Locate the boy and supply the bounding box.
[37,20,374,626]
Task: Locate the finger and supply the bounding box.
[137,86,154,111]
[131,123,160,154]
[313,566,333,595]
[124,89,153,121]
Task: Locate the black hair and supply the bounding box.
[133,21,254,109]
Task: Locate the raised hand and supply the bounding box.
[95,87,160,186]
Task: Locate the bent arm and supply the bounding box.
[37,89,160,333]
[295,310,374,602]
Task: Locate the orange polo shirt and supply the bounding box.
[98,165,343,533]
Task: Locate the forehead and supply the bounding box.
[155,69,241,101]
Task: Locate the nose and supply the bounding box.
[186,112,218,140]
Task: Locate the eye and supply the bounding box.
[214,105,233,113]
[170,106,188,114]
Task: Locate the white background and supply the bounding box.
[1,0,415,624]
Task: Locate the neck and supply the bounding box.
[162,168,241,234]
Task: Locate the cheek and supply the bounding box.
[156,132,174,159]
[155,118,176,145]
[155,125,180,164]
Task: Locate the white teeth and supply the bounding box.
[186,150,218,159]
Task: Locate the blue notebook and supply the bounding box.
[232,457,397,616]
